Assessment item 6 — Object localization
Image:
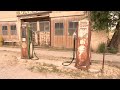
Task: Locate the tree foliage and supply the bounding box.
[90,11,120,31]
[90,11,110,31]
[90,11,120,52]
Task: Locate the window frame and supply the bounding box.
[30,22,37,31]
[39,21,50,32]
[55,22,64,36]
[68,21,78,36]
[2,25,8,35]
[10,24,17,35]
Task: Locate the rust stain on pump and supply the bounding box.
[75,19,91,70]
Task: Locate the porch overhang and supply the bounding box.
[17,11,52,20]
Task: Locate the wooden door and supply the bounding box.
[54,22,65,48]
[66,21,78,48]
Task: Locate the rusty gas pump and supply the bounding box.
[75,19,91,70]
[62,19,91,70]
[21,22,38,60]
[21,22,30,59]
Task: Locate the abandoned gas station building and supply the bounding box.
[0,11,110,51]
[17,11,89,49]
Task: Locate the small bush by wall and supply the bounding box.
[107,47,118,54]
[97,43,106,53]
[97,42,118,54]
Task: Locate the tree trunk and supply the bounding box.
[108,22,120,52]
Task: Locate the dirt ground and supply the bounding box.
[0,50,73,79]
[0,47,120,79]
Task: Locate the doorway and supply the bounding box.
[39,21,50,46]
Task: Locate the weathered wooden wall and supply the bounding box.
[51,15,87,48]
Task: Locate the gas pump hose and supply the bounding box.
[31,42,39,60]
[29,31,39,60]
[32,51,39,60]
[62,48,75,66]
[62,37,76,66]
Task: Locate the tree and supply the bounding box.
[90,11,120,52]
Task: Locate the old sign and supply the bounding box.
[75,19,91,70]
[16,11,50,16]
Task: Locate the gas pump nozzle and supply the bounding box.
[29,29,39,60]
[73,32,76,38]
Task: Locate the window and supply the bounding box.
[68,21,78,36]
[11,25,17,35]
[55,22,64,35]
[11,25,16,30]
[2,26,8,35]
[40,22,44,32]
[30,22,37,31]
[39,21,49,32]
[22,27,26,38]
[44,22,49,31]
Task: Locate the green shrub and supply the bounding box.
[107,47,118,54]
[97,43,118,54]
[97,43,106,53]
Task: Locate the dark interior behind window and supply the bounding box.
[55,22,64,35]
[2,26,8,35]
[68,21,78,36]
